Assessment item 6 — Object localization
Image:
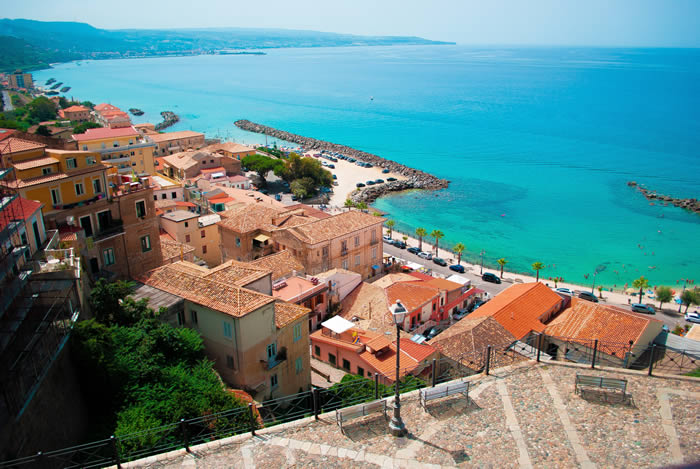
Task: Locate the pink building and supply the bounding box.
[271,274,328,331]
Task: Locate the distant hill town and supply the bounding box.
[0,18,454,72]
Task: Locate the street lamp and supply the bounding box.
[389,300,408,437]
[480,250,485,275]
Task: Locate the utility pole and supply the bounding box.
[480,250,485,275]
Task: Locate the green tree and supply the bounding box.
[430,229,444,255]
[680,289,698,313]
[275,153,332,189]
[356,201,368,210]
[290,177,316,200]
[73,121,102,134]
[34,124,51,136]
[532,262,545,282]
[81,101,95,110]
[89,279,139,325]
[242,154,283,187]
[415,227,427,251]
[385,220,395,238]
[453,242,466,265]
[655,286,673,311]
[344,199,354,210]
[27,96,57,121]
[497,258,508,278]
[632,276,650,302]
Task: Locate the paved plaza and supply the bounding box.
[122,362,700,468]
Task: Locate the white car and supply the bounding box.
[383,235,392,243]
[685,312,700,324]
[417,251,433,260]
[555,287,575,296]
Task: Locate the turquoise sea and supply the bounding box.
[35,46,700,288]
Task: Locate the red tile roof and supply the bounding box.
[62,105,89,113]
[0,137,46,154]
[72,126,139,141]
[469,282,564,340]
[385,282,438,313]
[397,338,438,363]
[0,197,43,230]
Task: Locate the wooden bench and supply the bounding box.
[335,399,387,434]
[419,381,469,410]
[575,374,629,404]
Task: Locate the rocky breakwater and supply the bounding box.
[234,120,449,202]
[155,111,179,131]
[627,181,700,214]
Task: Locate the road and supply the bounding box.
[382,241,689,331]
[2,90,14,112]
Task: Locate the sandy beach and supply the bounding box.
[322,157,408,207]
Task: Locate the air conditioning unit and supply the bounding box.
[66,216,75,225]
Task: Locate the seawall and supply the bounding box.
[234,119,449,203]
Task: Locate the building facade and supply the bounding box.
[72,126,156,175]
[148,131,205,156]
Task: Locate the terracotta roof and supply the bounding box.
[217,204,283,233]
[58,225,82,242]
[274,302,310,328]
[160,238,195,261]
[154,199,177,209]
[283,203,332,219]
[95,103,120,111]
[286,210,383,244]
[397,338,438,363]
[385,282,438,313]
[340,282,390,328]
[72,126,139,141]
[430,316,516,369]
[469,282,564,340]
[175,201,195,208]
[149,130,204,143]
[422,278,463,292]
[544,299,663,355]
[0,197,43,230]
[203,142,255,154]
[200,166,227,174]
[365,335,392,351]
[12,156,59,170]
[358,342,422,381]
[162,150,210,171]
[0,137,46,154]
[249,250,305,281]
[141,263,275,318]
[372,273,420,289]
[1,171,67,188]
[164,260,270,288]
[62,105,89,113]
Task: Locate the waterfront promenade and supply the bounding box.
[116,362,700,468]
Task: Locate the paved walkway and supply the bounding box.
[124,363,700,468]
[310,356,347,388]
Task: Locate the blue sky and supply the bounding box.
[4,0,700,47]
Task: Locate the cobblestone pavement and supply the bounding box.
[125,363,700,469]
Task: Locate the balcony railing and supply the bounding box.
[93,220,125,242]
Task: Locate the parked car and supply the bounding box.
[423,326,443,340]
[418,251,433,260]
[631,303,656,314]
[366,180,375,185]
[332,174,337,179]
[387,177,397,182]
[382,168,390,174]
[449,264,466,273]
[375,179,384,184]
[328,164,335,169]
[274,194,282,201]
[291,194,298,201]
[685,312,700,323]
[348,158,356,162]
[577,291,599,302]
[555,287,575,296]
[392,240,407,249]
[482,272,501,284]
[407,247,421,255]
[383,235,393,242]
[452,309,469,320]
[471,299,489,311]
[356,182,365,188]
[432,257,447,266]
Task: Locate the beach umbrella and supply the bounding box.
[625,287,637,294]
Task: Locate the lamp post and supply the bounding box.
[480,250,485,275]
[389,300,408,437]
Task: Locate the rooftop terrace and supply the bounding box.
[119,362,698,468]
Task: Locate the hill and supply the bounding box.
[0,35,80,72]
[0,19,454,71]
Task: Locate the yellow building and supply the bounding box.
[0,138,109,216]
[72,126,156,175]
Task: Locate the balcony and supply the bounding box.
[263,347,287,370]
[93,220,125,242]
[33,247,78,274]
[370,238,379,245]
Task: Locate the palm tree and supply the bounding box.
[497,258,508,278]
[453,243,466,265]
[430,229,444,256]
[655,286,672,311]
[632,276,650,302]
[415,227,427,251]
[532,262,545,282]
[344,199,354,211]
[385,220,395,238]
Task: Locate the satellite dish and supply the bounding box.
[67,216,75,225]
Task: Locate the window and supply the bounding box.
[42,167,52,175]
[235,237,241,247]
[50,188,61,205]
[372,247,377,259]
[371,230,377,242]
[129,139,134,145]
[66,158,77,169]
[295,357,303,374]
[341,240,347,252]
[223,321,232,338]
[82,145,88,151]
[357,366,365,377]
[177,310,185,326]
[342,259,348,270]
[87,157,96,165]
[153,195,157,201]
[93,178,102,194]
[75,182,84,196]
[355,236,359,247]
[184,221,189,228]
[190,309,198,325]
[113,140,119,147]
[314,345,321,356]
[267,342,277,360]
[202,245,207,254]
[185,234,191,243]
[342,359,351,371]
[270,374,278,389]
[201,230,206,238]
[226,355,234,369]
[140,235,151,252]
[328,353,336,366]
[171,192,177,199]
[20,231,28,245]
[102,248,115,266]
[355,254,360,266]
[161,194,167,200]
[293,323,302,342]
[101,142,106,149]
[135,200,146,218]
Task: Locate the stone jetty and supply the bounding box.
[235,120,449,203]
[627,181,700,214]
[155,111,179,131]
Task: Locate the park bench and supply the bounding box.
[419,381,470,410]
[335,399,387,434]
[575,374,630,404]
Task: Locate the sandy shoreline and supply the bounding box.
[321,157,408,207]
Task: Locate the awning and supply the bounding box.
[321,316,355,334]
[253,234,270,243]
